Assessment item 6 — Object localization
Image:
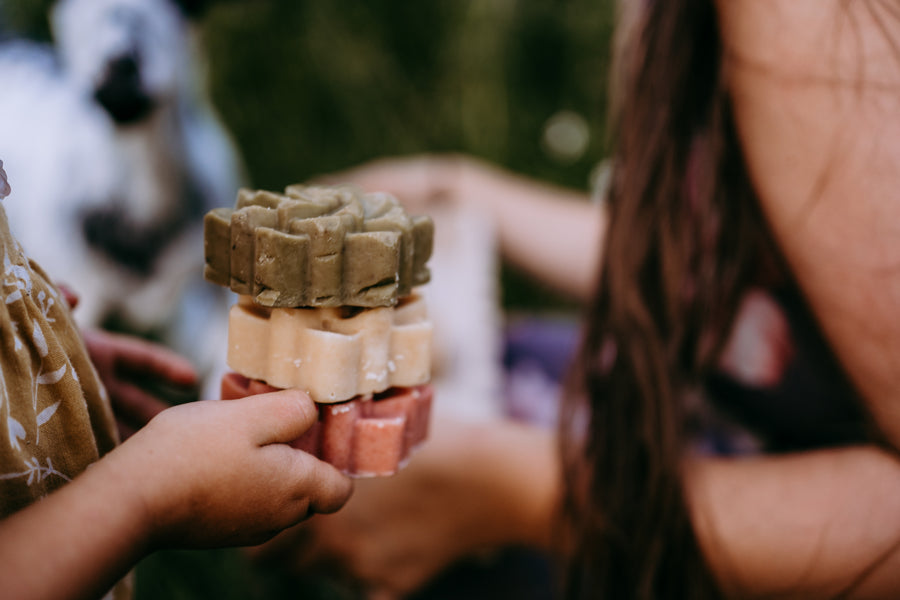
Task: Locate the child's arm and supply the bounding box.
[0,389,353,600]
[251,417,560,599]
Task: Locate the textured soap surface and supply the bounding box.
[220,373,433,478]
[204,184,434,308]
[227,293,432,402]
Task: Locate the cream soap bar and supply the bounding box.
[227,293,432,402]
[204,184,434,308]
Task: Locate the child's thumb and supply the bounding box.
[241,388,319,446]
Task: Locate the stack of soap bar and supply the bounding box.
[204,184,434,308]
[204,183,435,477]
[228,293,432,402]
[221,373,433,477]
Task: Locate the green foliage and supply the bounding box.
[7,0,615,188]
[1,0,54,40]
[202,0,615,309]
[204,1,614,190]
[134,548,355,600]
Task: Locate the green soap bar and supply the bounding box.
[363,201,417,295]
[254,227,308,305]
[411,215,435,286]
[343,230,401,297]
[290,215,346,301]
[237,188,281,210]
[203,208,233,286]
[203,184,433,308]
[230,205,278,294]
[278,197,333,221]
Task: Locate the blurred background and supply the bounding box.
[4,0,614,311]
[2,0,615,597]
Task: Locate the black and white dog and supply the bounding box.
[0,0,242,386]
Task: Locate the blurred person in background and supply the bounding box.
[251,1,900,598]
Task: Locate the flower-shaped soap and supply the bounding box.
[221,373,434,477]
[204,184,434,308]
[227,293,432,403]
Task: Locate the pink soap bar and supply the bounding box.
[368,386,432,456]
[220,372,433,477]
[320,400,362,472]
[352,417,406,476]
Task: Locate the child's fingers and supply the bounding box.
[83,329,198,386]
[302,457,354,515]
[109,381,169,426]
[240,389,320,446]
[116,336,198,386]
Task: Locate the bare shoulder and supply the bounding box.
[716,0,900,446]
[717,1,899,81]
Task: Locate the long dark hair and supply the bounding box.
[559,0,773,596]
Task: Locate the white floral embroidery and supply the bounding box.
[0,456,70,485]
[25,312,68,446]
[0,216,80,491]
[36,290,55,323]
[3,251,32,305]
[12,238,26,261]
[32,322,48,359]
[10,321,22,352]
[7,417,24,452]
[36,401,60,427]
[0,363,20,455]
[38,365,66,386]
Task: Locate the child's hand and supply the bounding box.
[103,389,353,549]
[82,329,198,439]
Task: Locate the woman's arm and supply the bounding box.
[322,155,606,301]
[251,415,900,600]
[244,411,900,599]
[689,445,900,598]
[250,417,560,599]
[0,390,353,600]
